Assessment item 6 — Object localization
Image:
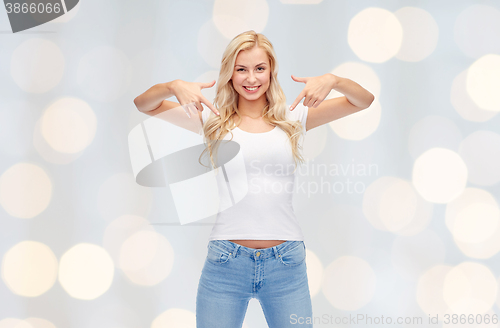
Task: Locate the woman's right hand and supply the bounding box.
[170,79,220,116]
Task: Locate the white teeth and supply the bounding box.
[245,86,259,91]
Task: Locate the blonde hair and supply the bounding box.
[200,30,306,174]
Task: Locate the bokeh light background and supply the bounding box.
[1,0,500,327]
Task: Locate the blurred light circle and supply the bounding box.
[59,243,114,300]
[394,7,439,62]
[301,123,328,160]
[416,265,453,317]
[24,318,57,328]
[0,163,52,219]
[33,116,85,165]
[452,203,499,244]
[348,7,403,63]
[392,193,433,237]
[466,54,500,112]
[446,188,500,259]
[443,262,497,314]
[119,230,174,286]
[379,178,417,232]
[0,319,31,328]
[459,130,500,186]
[412,148,468,204]
[454,5,500,58]
[363,176,399,231]
[363,176,433,235]
[151,308,196,328]
[213,0,269,39]
[328,62,381,99]
[41,97,97,154]
[103,215,155,266]
[322,256,376,311]
[454,225,500,260]
[10,38,64,93]
[325,62,381,140]
[451,70,498,122]
[1,241,58,297]
[328,98,381,140]
[305,249,324,297]
[445,188,498,232]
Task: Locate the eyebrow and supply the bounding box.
[235,62,268,68]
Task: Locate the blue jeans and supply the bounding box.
[196,240,313,328]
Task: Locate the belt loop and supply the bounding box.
[233,244,241,258]
[273,246,279,259]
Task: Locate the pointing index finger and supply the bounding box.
[200,96,220,116]
[290,91,305,111]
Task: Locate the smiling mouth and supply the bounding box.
[244,86,261,91]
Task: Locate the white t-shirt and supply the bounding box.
[201,105,309,241]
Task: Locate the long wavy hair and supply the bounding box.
[200,30,306,174]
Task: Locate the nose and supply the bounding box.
[247,71,257,84]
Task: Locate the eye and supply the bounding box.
[257,67,265,71]
[237,68,245,72]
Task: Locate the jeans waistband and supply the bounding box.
[208,240,304,259]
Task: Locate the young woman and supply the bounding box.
[134,30,374,328]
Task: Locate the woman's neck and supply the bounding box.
[237,96,268,119]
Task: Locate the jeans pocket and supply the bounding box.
[278,242,306,267]
[206,244,232,265]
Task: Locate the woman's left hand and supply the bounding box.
[289,73,338,110]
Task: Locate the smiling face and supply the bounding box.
[231,45,271,105]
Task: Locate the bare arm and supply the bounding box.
[305,75,374,131]
[331,76,374,109]
[289,73,374,131]
[133,79,219,117]
[133,80,219,134]
[133,81,177,113]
